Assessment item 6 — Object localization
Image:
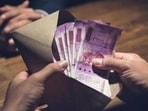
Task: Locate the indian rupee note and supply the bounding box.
[74,22,122,97]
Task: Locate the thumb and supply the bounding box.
[34,60,68,82]
[92,57,127,73]
[11,71,29,86]
[18,0,30,8]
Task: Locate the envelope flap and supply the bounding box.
[12,10,75,73]
[13,10,59,46]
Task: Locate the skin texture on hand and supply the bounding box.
[92,52,148,95]
[0,1,45,55]
[0,0,44,33]
[1,61,68,111]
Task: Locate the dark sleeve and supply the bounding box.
[30,0,68,14]
[0,0,24,7]
[29,0,92,14]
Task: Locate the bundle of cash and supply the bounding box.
[52,20,122,98]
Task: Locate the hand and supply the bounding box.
[1,61,68,111]
[0,0,44,34]
[92,52,148,95]
[0,1,45,55]
[0,0,29,29]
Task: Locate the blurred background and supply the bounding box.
[0,0,96,13]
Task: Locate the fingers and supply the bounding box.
[0,9,22,21]
[4,20,31,33]
[114,52,141,60]
[1,9,43,33]
[4,19,32,33]
[18,0,30,8]
[92,57,127,73]
[113,52,126,59]
[0,3,43,33]
[1,8,41,22]
[0,5,15,13]
[0,9,21,27]
[34,104,48,111]
[0,5,17,25]
[3,12,43,33]
[34,61,68,81]
[92,52,144,74]
[0,5,15,25]
[0,1,29,25]
[0,1,29,12]
[6,11,43,24]
[8,38,15,46]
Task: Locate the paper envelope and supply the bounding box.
[12,10,122,111]
[12,10,76,73]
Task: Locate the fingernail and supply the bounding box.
[1,14,6,19]
[4,27,10,33]
[37,104,48,110]
[92,58,103,66]
[59,60,68,70]
[8,38,15,45]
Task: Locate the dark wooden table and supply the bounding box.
[0,0,148,110]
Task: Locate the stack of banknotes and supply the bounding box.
[52,20,122,98]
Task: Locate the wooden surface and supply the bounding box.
[69,0,148,60]
[0,0,148,110]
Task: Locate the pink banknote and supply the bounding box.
[52,20,122,98]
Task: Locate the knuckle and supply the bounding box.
[103,58,112,67]
[128,53,140,60]
[46,63,62,74]
[48,63,60,72]
[28,8,34,12]
[35,63,60,77]
[30,74,39,81]
[18,8,22,11]
[20,14,27,19]
[5,6,16,10]
[9,19,14,24]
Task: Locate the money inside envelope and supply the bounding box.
[52,20,122,98]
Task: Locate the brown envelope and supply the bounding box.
[12,10,75,73]
[12,10,122,111]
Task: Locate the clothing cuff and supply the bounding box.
[35,9,49,16]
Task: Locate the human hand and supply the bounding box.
[0,0,44,34]
[92,52,148,95]
[1,61,68,111]
[0,0,29,30]
[0,1,45,55]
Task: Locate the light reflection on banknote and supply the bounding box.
[52,20,122,98]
